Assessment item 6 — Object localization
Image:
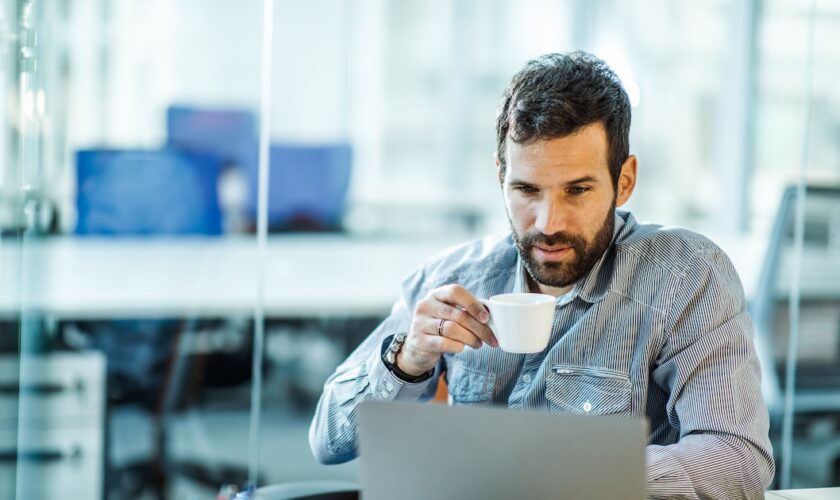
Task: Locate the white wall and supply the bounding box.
[96,0,351,146]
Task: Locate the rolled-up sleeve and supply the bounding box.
[308,269,441,465]
[648,249,775,499]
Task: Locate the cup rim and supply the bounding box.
[488,292,555,304]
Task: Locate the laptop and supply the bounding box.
[357,401,647,500]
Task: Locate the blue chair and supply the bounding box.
[76,149,223,236]
[166,105,258,173]
[246,144,352,231]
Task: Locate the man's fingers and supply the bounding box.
[423,301,496,347]
[427,316,482,349]
[463,299,491,325]
[432,285,488,323]
[421,333,466,354]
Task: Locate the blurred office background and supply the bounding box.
[1,0,839,498]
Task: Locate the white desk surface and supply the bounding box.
[766,488,840,499]
[0,233,764,319]
[0,236,461,318]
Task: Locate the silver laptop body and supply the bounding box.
[358,401,647,500]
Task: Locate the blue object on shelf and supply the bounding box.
[166,105,258,173]
[248,143,352,231]
[75,149,223,236]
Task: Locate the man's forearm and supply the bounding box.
[646,433,774,500]
[309,342,438,465]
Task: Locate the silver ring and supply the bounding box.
[437,318,447,336]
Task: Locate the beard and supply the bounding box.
[510,201,616,288]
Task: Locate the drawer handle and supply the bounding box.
[0,445,82,463]
[0,379,84,395]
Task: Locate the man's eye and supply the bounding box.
[568,186,590,195]
[515,185,538,194]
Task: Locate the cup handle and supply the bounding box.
[478,299,495,332]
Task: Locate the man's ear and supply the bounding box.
[495,153,503,184]
[615,155,637,207]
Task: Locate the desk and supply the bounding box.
[0,236,462,318]
[0,233,765,319]
[766,488,840,499]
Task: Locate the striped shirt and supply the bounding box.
[309,210,775,499]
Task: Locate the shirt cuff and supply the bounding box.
[366,336,438,402]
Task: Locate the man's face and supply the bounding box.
[501,122,635,289]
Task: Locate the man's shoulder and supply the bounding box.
[419,233,518,283]
[617,217,726,276]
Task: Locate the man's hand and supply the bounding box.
[396,285,497,376]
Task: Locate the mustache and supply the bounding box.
[518,230,586,250]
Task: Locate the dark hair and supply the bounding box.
[495,51,631,186]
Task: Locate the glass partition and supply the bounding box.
[3,0,268,498]
[752,0,840,489]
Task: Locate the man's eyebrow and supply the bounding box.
[507,177,536,185]
[564,175,598,186]
[506,175,600,186]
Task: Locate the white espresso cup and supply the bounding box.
[479,293,556,353]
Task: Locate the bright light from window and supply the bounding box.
[594,43,641,107]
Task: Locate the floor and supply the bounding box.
[110,402,359,499]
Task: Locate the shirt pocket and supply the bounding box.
[545,365,632,416]
[446,361,496,404]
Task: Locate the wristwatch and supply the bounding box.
[382,333,434,383]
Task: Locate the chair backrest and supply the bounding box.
[75,149,223,236]
[166,105,258,172]
[751,184,840,415]
[246,143,352,231]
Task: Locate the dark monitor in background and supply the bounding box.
[75,149,223,236]
[249,143,352,232]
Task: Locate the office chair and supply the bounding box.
[246,144,352,232]
[750,184,840,486]
[165,105,258,181]
[71,149,255,498]
[76,149,223,236]
[166,105,258,233]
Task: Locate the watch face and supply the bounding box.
[385,333,404,366]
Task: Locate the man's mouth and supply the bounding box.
[533,245,572,261]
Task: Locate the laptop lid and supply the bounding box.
[358,401,647,500]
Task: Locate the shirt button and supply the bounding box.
[583,401,592,413]
[522,373,532,384]
[385,381,394,391]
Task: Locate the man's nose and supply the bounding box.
[534,197,568,235]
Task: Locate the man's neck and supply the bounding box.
[526,273,573,298]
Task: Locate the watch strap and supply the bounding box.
[381,334,434,383]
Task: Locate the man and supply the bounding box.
[310,52,774,499]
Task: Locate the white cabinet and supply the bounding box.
[0,352,105,500]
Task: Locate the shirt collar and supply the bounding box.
[513,210,635,305]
